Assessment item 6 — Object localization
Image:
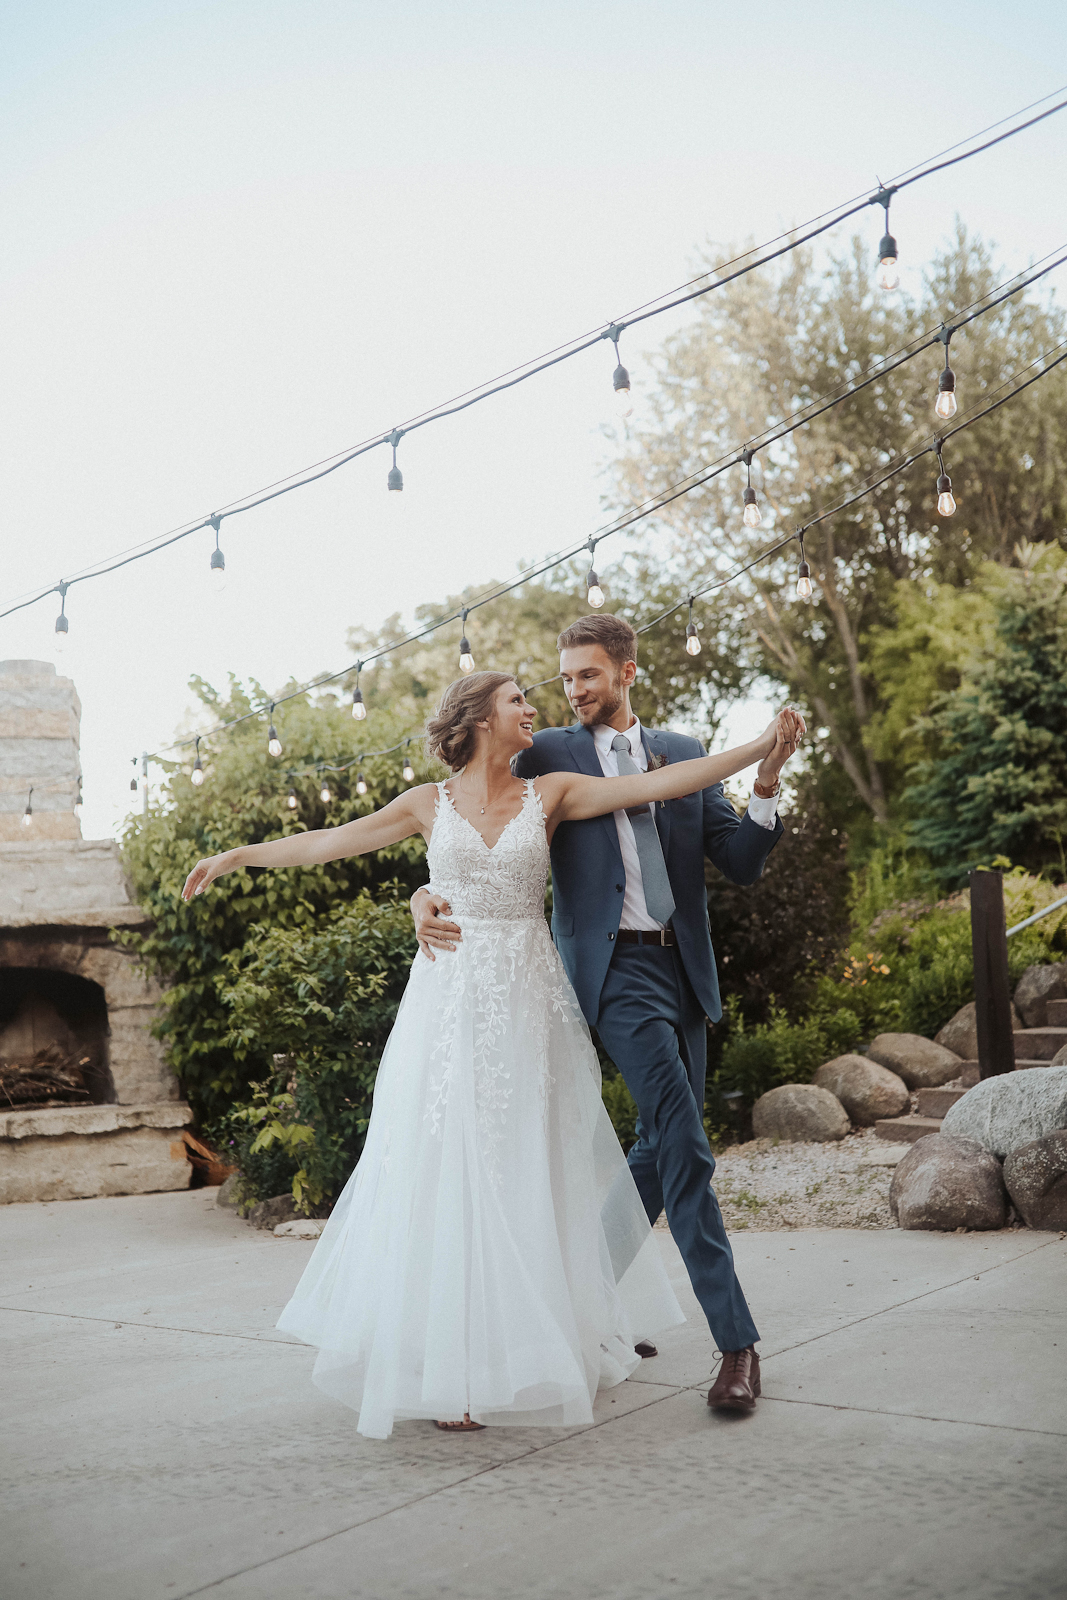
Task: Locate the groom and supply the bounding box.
[411,613,801,1413]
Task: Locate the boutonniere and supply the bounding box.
[647,752,670,771]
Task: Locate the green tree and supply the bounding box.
[906,542,1067,881]
[119,676,433,1120]
[612,229,1067,841]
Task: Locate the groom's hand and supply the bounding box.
[756,708,806,789]
[410,886,462,961]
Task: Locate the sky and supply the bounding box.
[2,0,1066,840]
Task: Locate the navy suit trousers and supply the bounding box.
[595,944,759,1353]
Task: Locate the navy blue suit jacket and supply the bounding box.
[514,723,782,1028]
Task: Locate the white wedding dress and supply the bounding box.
[276,778,684,1438]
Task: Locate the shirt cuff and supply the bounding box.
[746,791,779,830]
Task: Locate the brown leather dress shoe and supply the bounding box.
[707,1346,760,1412]
[634,1340,657,1359]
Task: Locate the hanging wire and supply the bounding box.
[4,93,1066,629]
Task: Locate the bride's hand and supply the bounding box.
[181,853,231,902]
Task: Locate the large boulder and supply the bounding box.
[889,1133,1007,1231]
[867,1033,962,1089]
[1003,1131,1067,1230]
[935,1000,1021,1063]
[1013,962,1067,1028]
[814,1054,909,1126]
[751,1083,849,1143]
[941,1065,1067,1159]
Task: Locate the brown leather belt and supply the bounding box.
[615,928,676,947]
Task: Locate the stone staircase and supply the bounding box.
[874,1004,1067,1144]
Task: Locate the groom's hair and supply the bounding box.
[556,613,638,667]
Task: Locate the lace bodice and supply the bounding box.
[427,778,548,921]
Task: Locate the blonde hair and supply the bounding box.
[425,672,517,771]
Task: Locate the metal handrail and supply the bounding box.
[1005,893,1067,938]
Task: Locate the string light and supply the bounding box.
[267,704,283,758]
[355,759,368,797]
[402,754,415,783]
[874,187,900,291]
[741,450,762,528]
[286,776,299,810]
[459,610,475,674]
[796,533,813,600]
[584,540,605,608]
[935,326,958,419]
[684,598,701,656]
[54,581,69,653]
[351,663,367,721]
[21,787,33,829]
[209,516,226,587]
[191,737,205,787]
[320,778,331,804]
[605,324,633,419]
[129,330,1067,787]
[935,443,957,516]
[387,429,404,496]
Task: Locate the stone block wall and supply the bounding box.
[0,660,82,841]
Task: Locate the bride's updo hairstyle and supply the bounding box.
[425,672,518,772]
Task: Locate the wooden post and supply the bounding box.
[969,869,1015,1079]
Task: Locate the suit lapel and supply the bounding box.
[642,728,672,858]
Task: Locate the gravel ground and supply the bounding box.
[654,1129,905,1231]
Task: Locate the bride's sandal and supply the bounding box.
[435,1414,485,1431]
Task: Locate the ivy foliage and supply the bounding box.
[117,676,434,1120]
[206,894,418,1210]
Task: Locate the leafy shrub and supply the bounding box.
[205,893,419,1210]
[117,679,432,1120]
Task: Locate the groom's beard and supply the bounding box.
[571,673,625,727]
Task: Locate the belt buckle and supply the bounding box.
[659,929,669,946]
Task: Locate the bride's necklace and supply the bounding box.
[458,774,486,814]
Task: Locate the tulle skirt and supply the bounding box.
[276,916,684,1438]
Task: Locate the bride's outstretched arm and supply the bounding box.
[179,785,435,901]
[542,711,803,826]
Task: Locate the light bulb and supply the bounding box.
[191,760,205,787]
[936,470,956,517]
[387,465,403,496]
[796,573,813,600]
[356,775,368,796]
[742,498,761,529]
[21,808,33,828]
[287,787,298,810]
[459,636,475,674]
[586,569,605,609]
[351,687,367,721]
[934,390,957,420]
[685,630,701,657]
[878,254,899,292]
[402,760,415,783]
[130,777,138,792]
[210,548,227,589]
[612,362,633,419]
[320,782,331,804]
[54,615,68,654]
[268,724,283,758]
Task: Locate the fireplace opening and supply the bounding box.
[0,968,114,1109]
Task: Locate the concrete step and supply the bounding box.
[917,1086,968,1118]
[874,1115,942,1145]
[1015,1059,1062,1071]
[1013,1028,1067,1061]
[1047,999,1067,1028]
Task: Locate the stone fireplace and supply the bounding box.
[0,660,193,1202]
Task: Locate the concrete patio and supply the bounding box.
[1,1188,1064,1600]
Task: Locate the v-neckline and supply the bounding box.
[440,781,529,854]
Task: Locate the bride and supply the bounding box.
[181,672,789,1439]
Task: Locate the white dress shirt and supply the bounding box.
[592,717,780,932]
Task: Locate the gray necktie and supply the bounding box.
[611,734,676,926]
